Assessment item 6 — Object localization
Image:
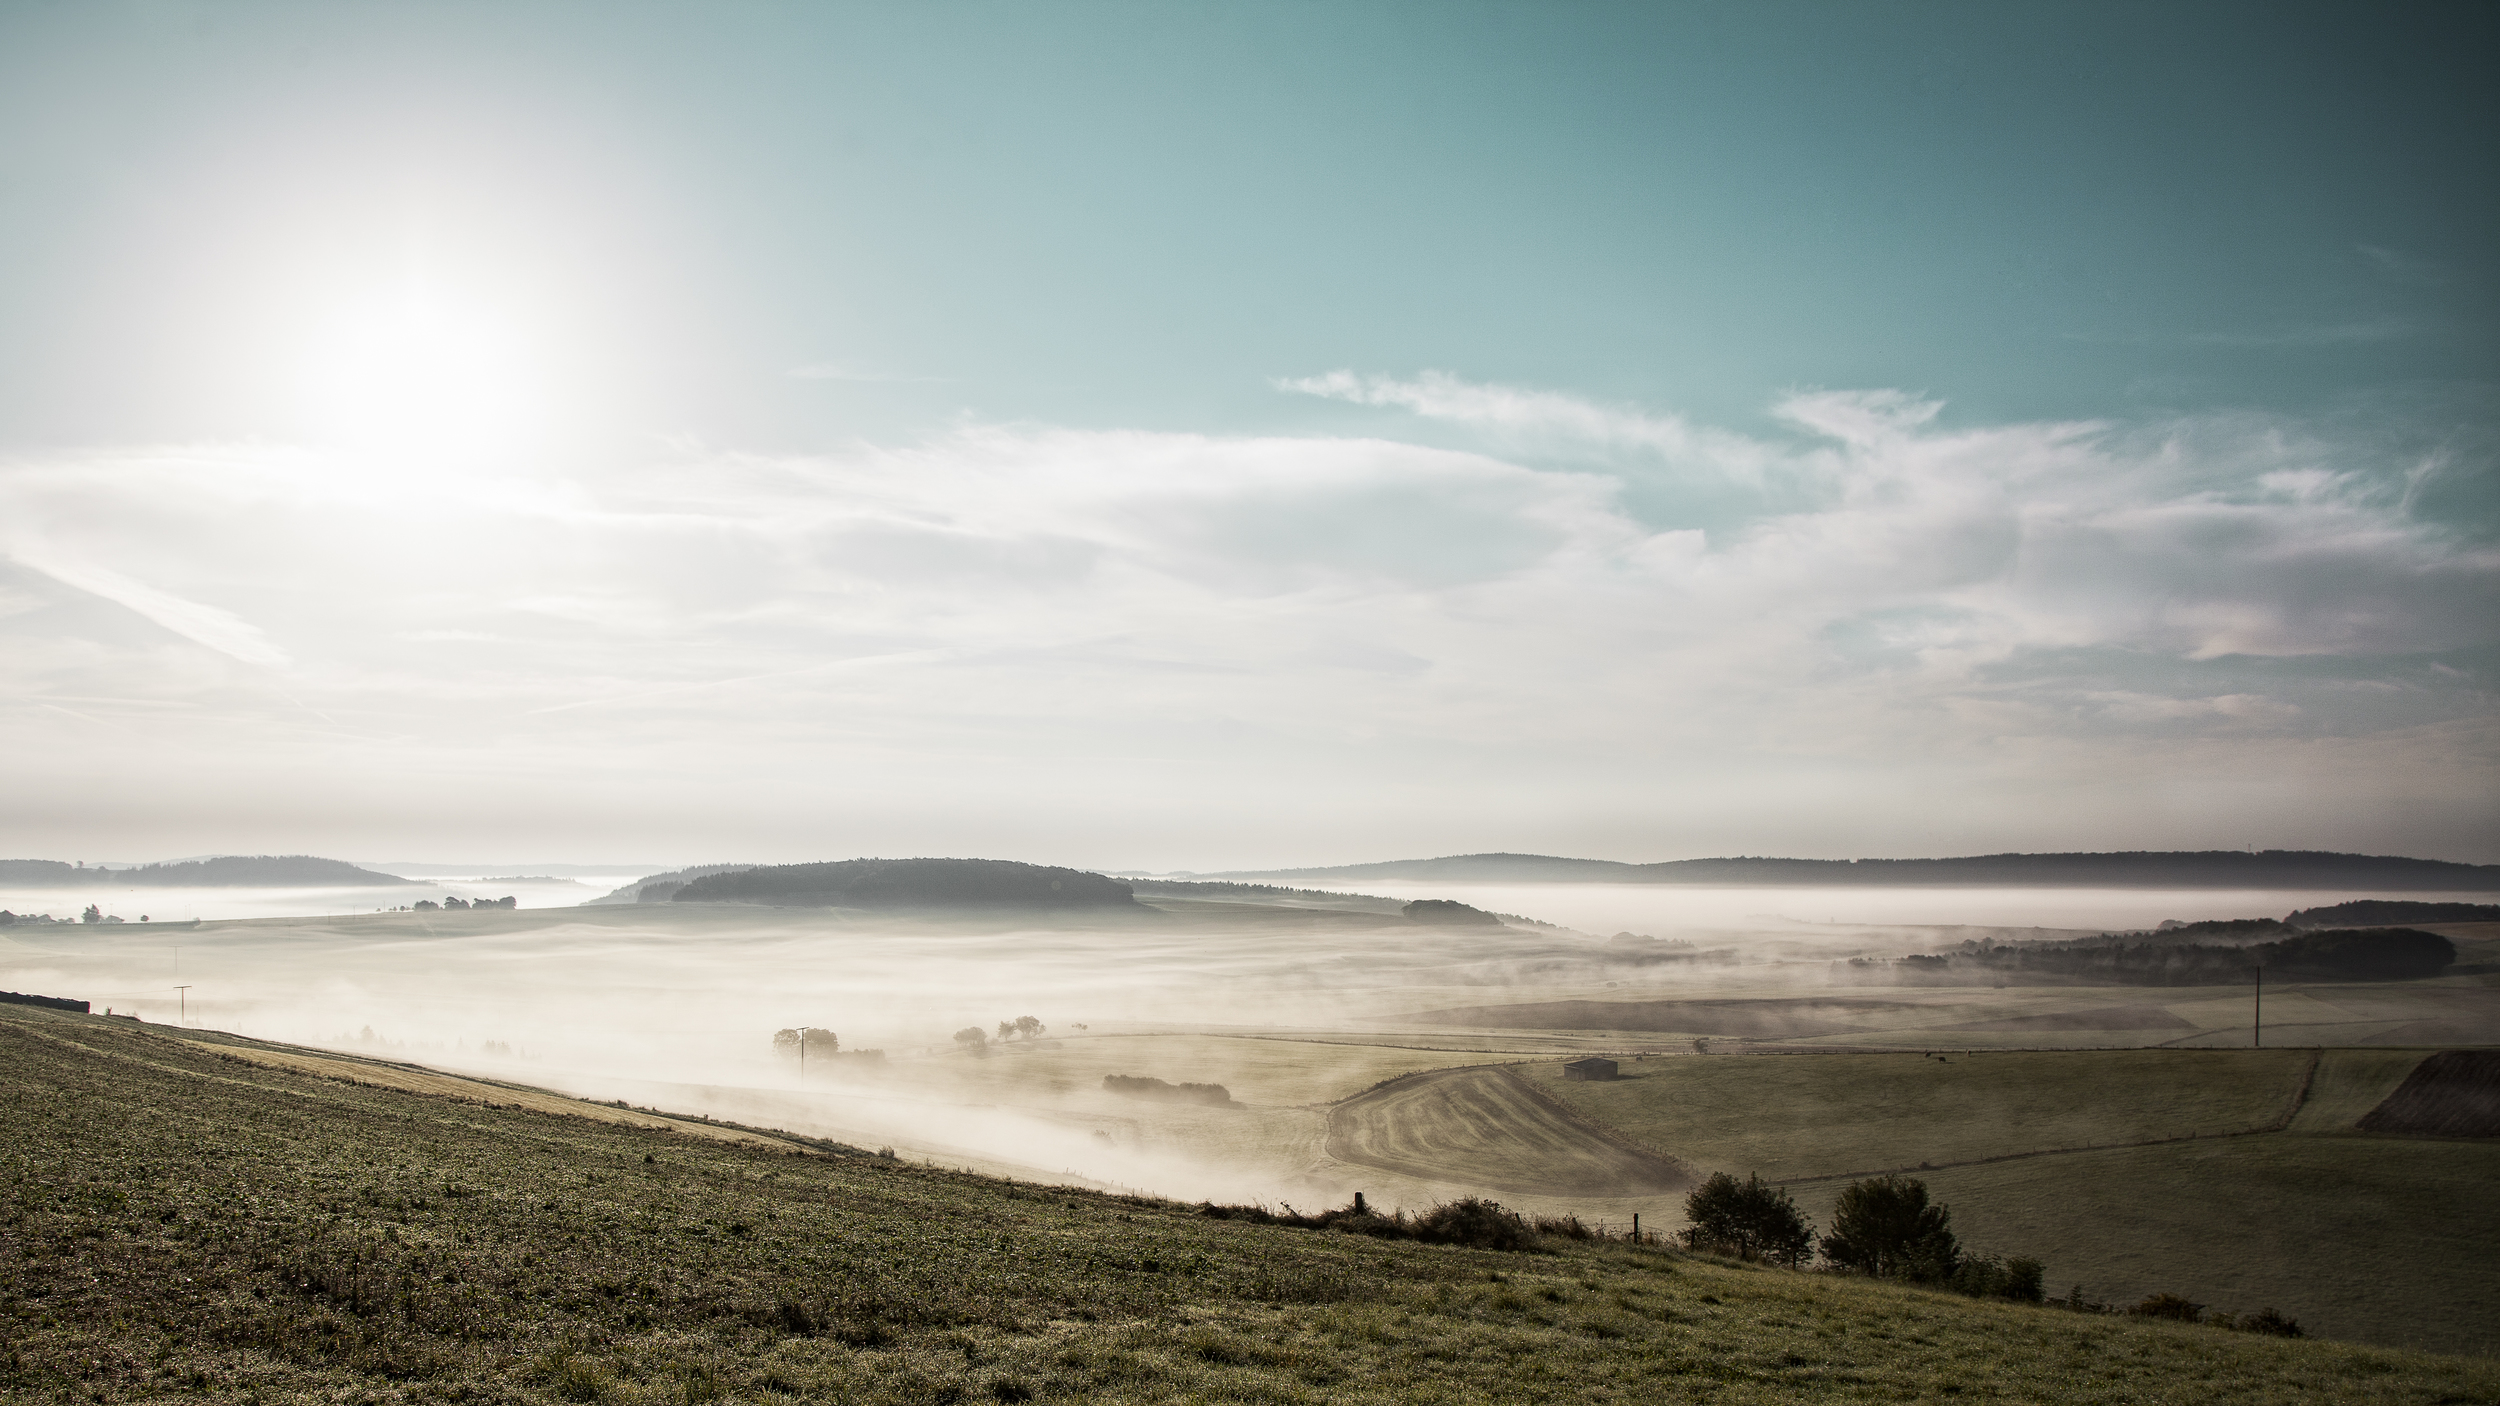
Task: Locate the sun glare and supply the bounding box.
[299,282,541,459]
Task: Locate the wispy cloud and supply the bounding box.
[4,546,290,667]
[0,383,2489,859]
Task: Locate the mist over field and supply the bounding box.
[12,873,2491,1213]
[4,6,2498,1390]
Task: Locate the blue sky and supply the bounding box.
[0,2,2493,865]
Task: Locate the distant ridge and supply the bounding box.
[0,855,417,888]
[1199,850,2500,890]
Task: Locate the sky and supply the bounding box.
[0,0,2493,867]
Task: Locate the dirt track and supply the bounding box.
[1324,1065,1691,1196]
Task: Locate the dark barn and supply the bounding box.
[1563,1056,1619,1082]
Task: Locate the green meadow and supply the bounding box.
[8,1001,2497,1405]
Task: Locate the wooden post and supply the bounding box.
[1632,1212,1640,1245]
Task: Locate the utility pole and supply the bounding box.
[2253,963,2262,1048]
[797,1026,808,1089]
[175,985,191,1025]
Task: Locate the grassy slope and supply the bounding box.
[1529,1049,2316,1179]
[1534,1046,2500,1356]
[5,1007,2494,1404]
[1785,1135,2500,1358]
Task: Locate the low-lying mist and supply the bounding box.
[3,882,2461,1206]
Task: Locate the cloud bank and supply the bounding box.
[1,377,2491,862]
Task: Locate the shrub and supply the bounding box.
[1947,1253,2045,1302]
[1682,1173,1815,1267]
[1412,1198,1533,1251]
[1200,1195,1535,1252]
[2233,1307,2304,1338]
[1531,1213,1594,1240]
[2130,1292,2204,1322]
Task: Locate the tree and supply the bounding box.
[1682,1173,1815,1267]
[1013,1015,1045,1040]
[1820,1175,1958,1280]
[81,904,102,924]
[953,1026,988,1054]
[773,1028,838,1060]
[996,1020,1014,1043]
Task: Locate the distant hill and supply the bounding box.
[2286,900,2500,927]
[674,858,1136,908]
[582,864,758,905]
[1206,850,2500,890]
[0,855,416,888]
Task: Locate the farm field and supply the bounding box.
[1528,1048,2322,1180]
[1784,1133,2500,1358]
[1322,1066,1689,1197]
[8,1001,2497,1405]
[1408,971,2500,1051]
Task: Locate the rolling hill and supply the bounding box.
[1204,849,2500,889]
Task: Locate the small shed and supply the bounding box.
[1563,1056,1619,1082]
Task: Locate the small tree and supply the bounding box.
[997,1020,1015,1043]
[953,1026,989,1054]
[1682,1172,1815,1267]
[82,904,102,924]
[1013,1015,1045,1040]
[1821,1175,1958,1280]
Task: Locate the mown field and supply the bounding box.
[1323,1067,1689,1198]
[8,1004,2497,1404]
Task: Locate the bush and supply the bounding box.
[2233,1307,2304,1338]
[1682,1173,1814,1267]
[2130,1292,2204,1322]
[1948,1253,2045,1302]
[1820,1175,1957,1281]
[1412,1198,1534,1251]
[1199,1195,1536,1252]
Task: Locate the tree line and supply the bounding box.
[1857,926,2451,986]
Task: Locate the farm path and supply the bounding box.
[1323,1064,1692,1197]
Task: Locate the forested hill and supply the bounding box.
[1210,850,2500,890]
[582,863,759,905]
[674,858,1137,908]
[0,856,416,887]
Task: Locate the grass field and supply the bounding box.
[7,1002,2498,1405]
[1529,1048,2319,1180]
[1786,1134,2500,1358]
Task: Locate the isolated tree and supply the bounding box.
[1012,1015,1045,1040]
[997,1020,1015,1043]
[81,904,102,924]
[953,1026,988,1053]
[1821,1175,1958,1280]
[1682,1173,1814,1267]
